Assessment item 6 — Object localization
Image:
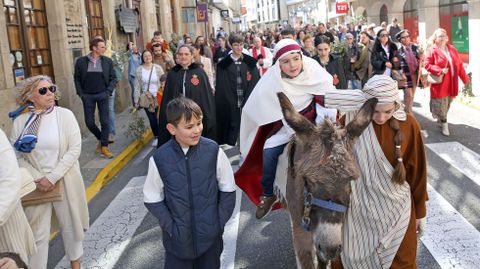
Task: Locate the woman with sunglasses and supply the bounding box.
[10,75,89,269]
[371,29,400,77]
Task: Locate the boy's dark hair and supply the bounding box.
[166,97,203,126]
[89,37,105,51]
[280,27,295,37]
[160,73,167,82]
[0,252,28,269]
[153,31,162,37]
[229,34,244,45]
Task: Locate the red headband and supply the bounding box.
[274,44,302,60]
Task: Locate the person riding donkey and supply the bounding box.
[235,39,337,219]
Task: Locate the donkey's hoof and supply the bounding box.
[256,195,278,219]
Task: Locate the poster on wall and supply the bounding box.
[452,16,469,53]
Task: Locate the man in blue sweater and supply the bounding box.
[143,97,236,269]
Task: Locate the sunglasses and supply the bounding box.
[38,85,57,95]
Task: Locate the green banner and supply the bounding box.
[452,15,469,53]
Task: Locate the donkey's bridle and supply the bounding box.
[301,185,348,232]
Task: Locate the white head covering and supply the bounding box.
[272,39,302,61]
[239,43,335,156]
[325,75,406,121]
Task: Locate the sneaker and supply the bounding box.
[255,195,277,219]
[96,142,101,154]
[101,146,114,159]
[108,134,115,144]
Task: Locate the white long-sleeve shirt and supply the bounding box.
[143,147,236,203]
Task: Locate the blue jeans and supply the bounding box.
[108,89,116,136]
[349,79,361,89]
[129,75,136,106]
[261,143,287,197]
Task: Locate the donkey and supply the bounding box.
[277,92,377,269]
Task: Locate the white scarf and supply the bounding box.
[239,56,335,156]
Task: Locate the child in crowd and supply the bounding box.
[143,97,236,269]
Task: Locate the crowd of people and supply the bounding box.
[0,17,469,269]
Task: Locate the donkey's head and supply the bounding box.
[277,92,377,262]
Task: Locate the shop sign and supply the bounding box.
[336,2,349,14]
[197,3,208,22]
[452,16,469,53]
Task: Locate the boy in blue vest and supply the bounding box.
[143,97,237,269]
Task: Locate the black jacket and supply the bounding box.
[371,42,399,75]
[158,63,217,146]
[213,46,230,64]
[74,55,116,96]
[215,54,260,145]
[313,54,348,89]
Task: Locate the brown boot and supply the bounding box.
[96,141,101,153]
[101,146,114,159]
[255,195,277,219]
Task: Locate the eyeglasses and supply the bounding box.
[38,85,57,95]
[401,35,410,39]
[380,34,389,38]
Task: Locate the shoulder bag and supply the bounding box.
[138,66,156,112]
[427,60,449,85]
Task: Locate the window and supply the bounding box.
[3,0,54,83]
[380,4,388,24]
[85,0,105,39]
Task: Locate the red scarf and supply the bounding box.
[252,46,267,75]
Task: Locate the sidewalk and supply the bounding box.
[78,108,153,202]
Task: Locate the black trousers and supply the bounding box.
[144,108,159,138]
[164,237,223,269]
[81,92,110,146]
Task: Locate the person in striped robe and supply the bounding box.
[326,75,428,269]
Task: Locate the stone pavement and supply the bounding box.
[78,107,153,200]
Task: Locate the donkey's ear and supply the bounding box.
[277,92,316,137]
[345,97,378,139]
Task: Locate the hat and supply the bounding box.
[273,39,302,61]
[362,75,406,120]
[395,29,407,42]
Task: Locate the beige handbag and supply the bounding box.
[22,178,64,207]
[20,155,64,207]
[427,61,448,84]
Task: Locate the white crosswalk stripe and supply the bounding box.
[54,176,148,269]
[422,142,480,269]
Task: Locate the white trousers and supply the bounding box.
[24,197,83,269]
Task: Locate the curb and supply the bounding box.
[85,128,153,202]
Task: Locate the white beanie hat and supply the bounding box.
[273,39,302,61]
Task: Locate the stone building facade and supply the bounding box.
[0,0,240,134]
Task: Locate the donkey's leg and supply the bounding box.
[291,223,316,269]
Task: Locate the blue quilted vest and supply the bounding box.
[153,137,221,259]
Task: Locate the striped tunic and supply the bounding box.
[0,203,36,264]
[325,88,411,268]
[342,114,411,268]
